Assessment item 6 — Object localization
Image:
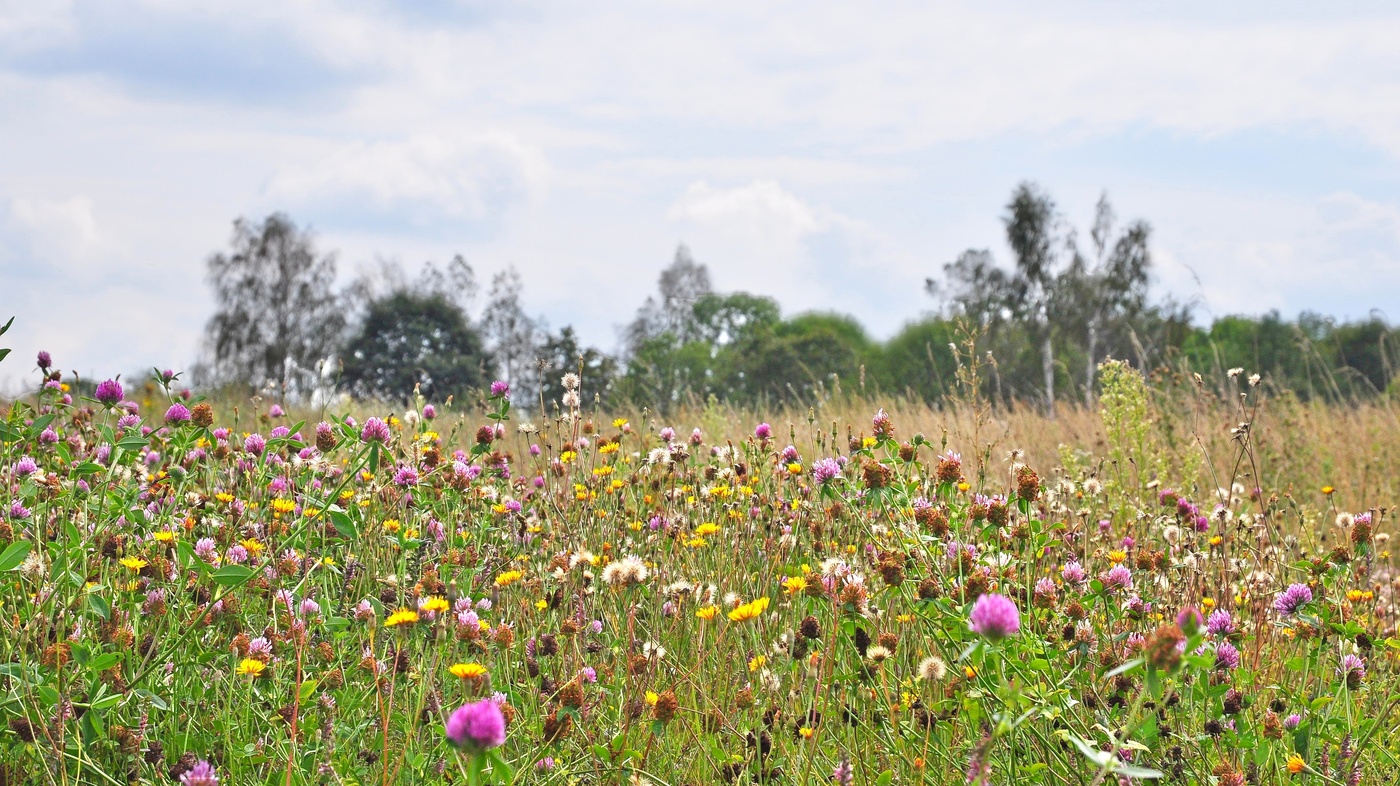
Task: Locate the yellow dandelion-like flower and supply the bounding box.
[449,662,488,680]
[798,727,814,739]
[382,519,401,533]
[559,450,577,463]
[240,538,264,556]
[420,596,449,614]
[728,597,770,623]
[1287,754,1305,774]
[748,655,766,672]
[495,570,523,588]
[696,605,719,620]
[215,492,235,504]
[612,418,628,429]
[385,608,420,627]
[644,690,659,706]
[1107,549,1127,564]
[1321,486,1335,496]
[782,576,808,595]
[236,658,267,677]
[862,436,877,449]
[694,522,721,537]
[599,442,620,455]
[271,499,297,515]
[119,556,147,572]
[152,530,175,543]
[787,462,803,475]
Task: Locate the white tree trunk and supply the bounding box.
[1041,331,1056,420]
[1085,321,1098,404]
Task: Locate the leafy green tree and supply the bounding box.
[201,213,344,393]
[340,291,489,402]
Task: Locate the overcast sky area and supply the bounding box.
[3,1,1400,390]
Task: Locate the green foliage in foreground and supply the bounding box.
[0,362,1397,785]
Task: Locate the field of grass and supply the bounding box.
[1,360,1398,785]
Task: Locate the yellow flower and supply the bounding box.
[695,522,721,537]
[236,658,267,677]
[1321,486,1335,496]
[271,499,297,515]
[1107,549,1127,564]
[215,492,235,504]
[1287,754,1305,774]
[786,462,803,475]
[420,596,449,614]
[645,690,659,706]
[385,608,420,627]
[748,655,766,672]
[798,726,814,739]
[119,557,147,572]
[862,436,877,449]
[782,576,808,595]
[449,662,488,680]
[696,605,719,620]
[599,442,620,455]
[957,481,970,492]
[559,450,577,464]
[612,418,628,429]
[495,570,523,588]
[382,519,401,533]
[728,597,770,623]
[964,665,977,679]
[1209,535,1223,547]
[152,531,175,543]
[240,538,264,557]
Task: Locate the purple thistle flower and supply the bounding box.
[1101,564,1133,592]
[13,456,39,477]
[968,593,1020,640]
[243,433,266,457]
[490,380,510,398]
[360,417,391,444]
[754,422,772,441]
[833,759,854,786]
[1176,606,1203,635]
[393,466,419,487]
[268,404,284,418]
[179,760,219,786]
[1274,583,1313,615]
[422,404,436,420]
[1283,713,1302,730]
[445,699,507,750]
[812,457,842,484]
[1207,609,1235,636]
[9,500,29,520]
[36,350,52,370]
[270,426,290,439]
[94,379,124,406]
[1060,560,1086,584]
[164,403,191,424]
[1340,653,1366,682]
[1215,641,1240,670]
[195,538,218,564]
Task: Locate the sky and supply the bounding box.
[2,0,1400,390]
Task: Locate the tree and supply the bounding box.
[535,326,619,412]
[480,266,540,395]
[340,291,489,402]
[201,213,344,394]
[624,244,713,352]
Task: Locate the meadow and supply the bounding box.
[2,353,1398,785]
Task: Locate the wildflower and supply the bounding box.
[1101,565,1133,592]
[1287,754,1305,774]
[490,380,510,398]
[811,457,842,484]
[754,423,771,441]
[420,596,450,615]
[782,576,809,595]
[495,570,523,588]
[165,403,191,424]
[696,605,719,620]
[601,556,649,587]
[833,758,854,786]
[450,663,488,680]
[1060,560,1086,584]
[968,593,1020,640]
[728,597,770,623]
[360,418,391,445]
[445,699,507,750]
[1215,641,1241,670]
[1207,609,1235,636]
[243,433,266,457]
[385,609,420,627]
[1340,654,1365,689]
[179,760,220,786]
[236,658,267,677]
[1273,584,1313,616]
[94,379,124,406]
[1283,713,1302,730]
[119,556,147,572]
[917,655,947,682]
[1176,606,1203,635]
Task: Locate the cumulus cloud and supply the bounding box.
[265,133,548,233]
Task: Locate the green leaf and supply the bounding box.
[211,565,255,587]
[27,413,55,438]
[134,689,169,711]
[88,653,120,673]
[875,771,894,786]
[72,462,104,477]
[116,435,148,451]
[0,316,13,336]
[0,540,32,571]
[329,508,358,539]
[299,679,320,702]
[87,593,110,620]
[89,693,122,711]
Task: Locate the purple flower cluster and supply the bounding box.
[445,698,507,750]
[179,760,219,786]
[968,593,1020,640]
[94,378,124,406]
[360,417,391,445]
[1273,583,1313,615]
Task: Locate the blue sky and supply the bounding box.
[2,1,1399,389]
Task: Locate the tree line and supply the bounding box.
[197,185,1400,411]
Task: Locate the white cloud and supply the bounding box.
[264,133,548,230]
[5,195,102,267]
